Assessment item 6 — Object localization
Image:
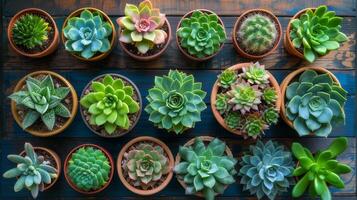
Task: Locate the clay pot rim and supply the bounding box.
[79,73,142,138]
[232,9,282,59]
[117,136,174,196]
[61,7,117,62]
[7,8,59,58]
[280,66,342,133]
[210,63,282,137]
[10,70,78,137]
[176,9,225,61]
[117,18,172,61]
[64,143,115,194]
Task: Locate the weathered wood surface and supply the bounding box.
[1,0,356,199]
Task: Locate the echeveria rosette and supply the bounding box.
[174,137,237,200]
[80,75,140,134]
[217,69,237,89]
[177,10,226,58]
[224,112,241,129]
[239,140,294,200]
[215,94,229,114]
[145,70,207,134]
[242,62,270,86]
[117,0,168,54]
[289,5,348,63]
[63,9,112,59]
[243,116,268,138]
[263,107,279,125]
[262,87,278,105]
[285,70,347,137]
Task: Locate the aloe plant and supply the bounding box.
[291,137,352,200]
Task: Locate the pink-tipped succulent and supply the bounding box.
[117,0,168,54]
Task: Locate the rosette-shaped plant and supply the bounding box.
[285,70,347,137]
[243,116,268,138]
[291,137,352,200]
[63,9,112,59]
[289,5,348,62]
[215,94,229,114]
[145,70,207,134]
[243,62,270,85]
[262,87,277,105]
[9,75,71,130]
[67,146,111,191]
[174,137,237,200]
[263,107,279,125]
[239,140,294,200]
[238,14,278,55]
[3,143,58,199]
[123,143,169,189]
[224,112,241,129]
[12,14,50,49]
[80,75,140,134]
[218,69,237,89]
[117,0,168,54]
[177,10,226,58]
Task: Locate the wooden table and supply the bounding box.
[1,0,356,199]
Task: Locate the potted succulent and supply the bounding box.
[2,143,61,199]
[232,9,282,59]
[62,8,116,61]
[64,144,114,194]
[174,136,237,200]
[291,137,352,200]
[117,136,174,195]
[239,140,295,200]
[176,9,226,61]
[116,0,171,61]
[9,71,78,137]
[80,74,141,137]
[284,5,348,63]
[280,67,347,137]
[7,8,59,58]
[145,70,207,134]
[211,62,281,139]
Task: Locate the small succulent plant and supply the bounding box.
[67,146,111,191]
[262,87,277,105]
[291,137,352,200]
[218,69,237,89]
[285,70,347,137]
[224,112,241,129]
[3,143,58,199]
[289,5,348,63]
[243,62,270,85]
[145,70,207,134]
[117,0,168,54]
[243,116,268,137]
[177,10,226,58]
[123,143,169,189]
[239,140,294,200]
[174,137,237,200]
[12,13,50,49]
[9,75,71,131]
[263,107,279,125]
[80,75,140,134]
[215,94,229,114]
[237,13,278,55]
[63,9,112,59]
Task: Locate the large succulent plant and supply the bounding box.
[80,75,140,134]
[9,75,71,131]
[3,143,58,199]
[285,70,347,137]
[123,143,169,189]
[289,5,348,63]
[117,0,168,54]
[67,146,111,191]
[12,14,50,49]
[291,137,352,200]
[239,140,294,200]
[174,137,237,200]
[63,9,112,59]
[145,70,207,134]
[177,10,226,58]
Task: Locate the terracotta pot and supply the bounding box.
[61,7,116,61]
[117,19,172,61]
[64,144,114,194]
[175,136,233,198]
[211,63,281,137]
[117,136,174,195]
[176,9,225,61]
[280,66,341,135]
[11,71,78,137]
[232,9,282,59]
[7,8,59,58]
[79,73,142,138]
